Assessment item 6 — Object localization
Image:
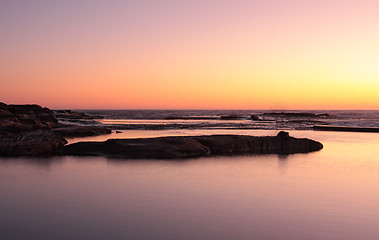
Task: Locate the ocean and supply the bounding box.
[1,110,379,239]
[76,109,379,131]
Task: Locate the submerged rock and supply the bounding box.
[59,131,323,159]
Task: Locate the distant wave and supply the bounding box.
[77,110,379,131]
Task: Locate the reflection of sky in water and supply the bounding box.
[1,130,379,239]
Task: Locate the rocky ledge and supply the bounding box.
[0,102,111,156]
[0,130,67,156]
[0,102,60,136]
[52,126,111,137]
[0,103,323,158]
[59,131,323,159]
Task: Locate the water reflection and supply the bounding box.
[0,156,65,168]
[277,154,289,170]
[1,130,379,240]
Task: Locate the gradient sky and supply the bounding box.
[1,0,379,109]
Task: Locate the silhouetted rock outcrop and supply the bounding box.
[59,131,323,159]
[0,103,324,158]
[0,102,59,136]
[0,130,67,156]
[0,103,111,156]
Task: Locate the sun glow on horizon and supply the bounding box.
[1,0,379,110]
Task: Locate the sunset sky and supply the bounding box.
[1,0,379,109]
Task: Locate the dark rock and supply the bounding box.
[0,102,59,136]
[277,131,290,138]
[0,103,114,156]
[115,131,122,133]
[0,103,111,138]
[165,116,219,120]
[263,112,329,118]
[53,110,104,120]
[220,115,244,120]
[0,130,67,156]
[313,125,379,133]
[250,114,261,121]
[59,132,323,159]
[53,110,104,126]
[52,126,112,138]
[288,119,327,124]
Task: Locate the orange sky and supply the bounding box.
[1,0,379,109]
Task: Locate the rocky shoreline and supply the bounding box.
[0,103,323,158]
[0,103,111,156]
[59,131,323,159]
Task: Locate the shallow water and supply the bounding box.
[1,130,379,240]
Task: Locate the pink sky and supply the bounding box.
[1,0,379,109]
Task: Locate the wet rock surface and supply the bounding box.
[59,131,323,159]
[0,130,67,156]
[52,126,111,137]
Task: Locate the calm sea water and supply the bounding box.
[1,129,379,240]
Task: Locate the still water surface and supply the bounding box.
[1,130,379,240]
